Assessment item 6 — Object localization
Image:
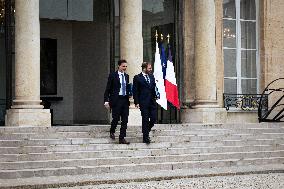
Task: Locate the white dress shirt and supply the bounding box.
[142,72,150,84]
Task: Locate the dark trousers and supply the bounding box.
[140,104,156,139]
[110,96,129,139]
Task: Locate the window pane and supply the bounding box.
[224,79,237,94]
[40,0,94,21]
[224,49,237,77]
[223,0,236,19]
[142,0,174,62]
[223,20,236,48]
[240,0,256,20]
[241,21,256,49]
[241,50,256,78]
[242,79,257,94]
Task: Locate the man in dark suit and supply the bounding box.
[104,59,130,144]
[133,62,157,144]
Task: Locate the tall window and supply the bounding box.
[223,0,258,94]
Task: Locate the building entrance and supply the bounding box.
[0,0,13,126]
[142,0,181,123]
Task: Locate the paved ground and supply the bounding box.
[52,173,283,189]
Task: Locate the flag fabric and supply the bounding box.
[153,42,167,110]
[160,43,167,79]
[165,45,180,109]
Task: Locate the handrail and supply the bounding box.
[258,78,284,122]
[223,93,267,111]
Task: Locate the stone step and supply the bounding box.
[0,133,283,147]
[0,126,284,136]
[1,144,283,162]
[1,164,283,189]
[1,128,284,140]
[0,135,193,147]
[1,150,283,170]
[1,123,283,134]
[0,164,283,189]
[183,128,284,135]
[0,138,283,154]
[0,141,284,154]
[0,157,283,179]
[171,139,283,147]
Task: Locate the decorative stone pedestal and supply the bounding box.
[5,109,51,127]
[181,108,227,124]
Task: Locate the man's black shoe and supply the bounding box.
[110,132,115,140]
[143,138,151,144]
[119,138,130,144]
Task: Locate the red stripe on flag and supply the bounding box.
[165,80,180,109]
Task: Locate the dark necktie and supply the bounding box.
[146,75,150,84]
[121,74,126,96]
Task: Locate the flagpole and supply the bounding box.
[167,34,170,44]
[155,30,158,42]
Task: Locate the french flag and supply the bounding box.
[154,42,167,110]
[165,45,180,109]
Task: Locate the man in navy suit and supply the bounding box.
[104,59,130,144]
[133,62,157,144]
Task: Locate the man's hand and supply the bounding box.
[104,102,110,109]
[135,104,140,108]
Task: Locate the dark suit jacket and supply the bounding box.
[133,73,156,107]
[104,71,130,108]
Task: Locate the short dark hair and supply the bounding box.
[141,62,151,70]
[118,59,127,66]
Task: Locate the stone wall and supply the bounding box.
[260,0,284,89]
[72,22,109,124]
[259,0,284,117]
[182,0,195,106]
[40,21,74,125]
[215,0,225,107]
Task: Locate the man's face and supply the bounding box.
[146,64,152,74]
[118,63,127,72]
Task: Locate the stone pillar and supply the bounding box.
[181,0,226,123]
[120,0,143,125]
[194,0,217,107]
[5,0,51,126]
[120,0,143,81]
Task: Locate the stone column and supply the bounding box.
[5,0,51,126]
[194,0,217,107]
[120,0,143,81]
[181,0,226,123]
[120,0,143,125]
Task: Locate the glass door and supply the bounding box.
[142,0,181,123]
[0,0,5,125]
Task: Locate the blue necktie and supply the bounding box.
[121,74,126,96]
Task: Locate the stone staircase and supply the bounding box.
[0,123,283,188]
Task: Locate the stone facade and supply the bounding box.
[2,0,284,126]
[259,0,284,115]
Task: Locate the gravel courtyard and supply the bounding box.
[53,173,284,189]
